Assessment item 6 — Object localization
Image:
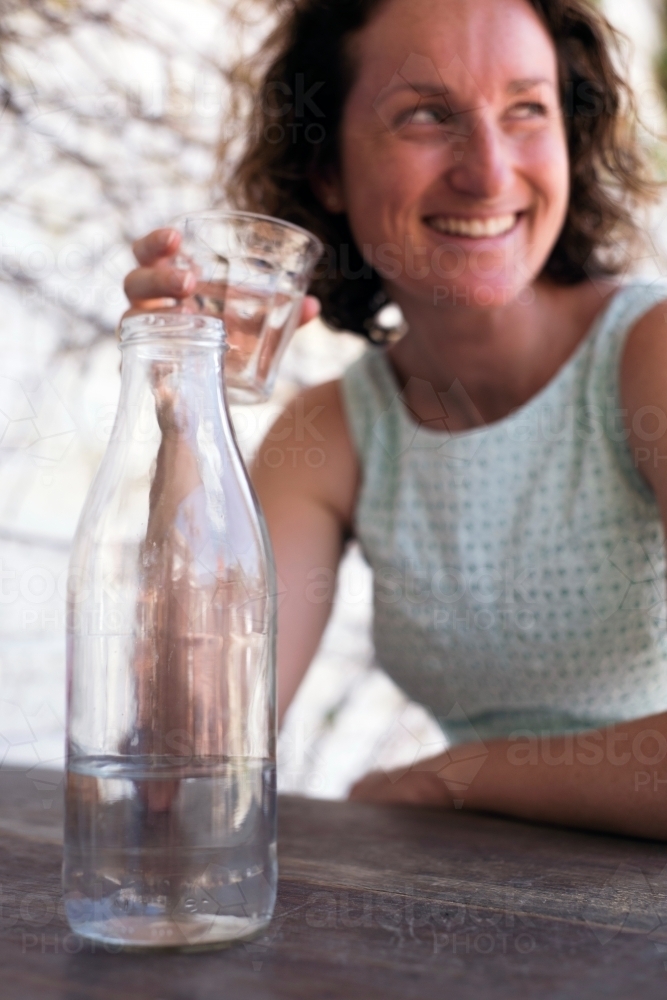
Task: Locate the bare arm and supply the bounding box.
[251,380,359,725]
[350,712,667,839]
[456,714,667,839]
[351,302,667,840]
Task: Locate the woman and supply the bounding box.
[124,0,667,839]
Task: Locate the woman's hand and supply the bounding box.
[123,226,320,324]
[350,714,667,840]
[349,764,453,807]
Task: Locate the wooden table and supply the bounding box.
[1,766,666,999]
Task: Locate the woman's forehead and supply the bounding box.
[347,0,558,104]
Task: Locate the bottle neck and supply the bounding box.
[107,341,235,562]
[124,337,227,421]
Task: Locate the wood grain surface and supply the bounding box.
[1,766,666,999]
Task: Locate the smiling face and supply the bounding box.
[331,0,570,312]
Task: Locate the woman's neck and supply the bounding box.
[386,279,617,430]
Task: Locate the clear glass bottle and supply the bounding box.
[63,313,277,951]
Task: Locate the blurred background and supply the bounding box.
[1,0,666,794]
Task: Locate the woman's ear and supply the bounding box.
[308,167,346,214]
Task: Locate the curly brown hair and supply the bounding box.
[223,0,655,338]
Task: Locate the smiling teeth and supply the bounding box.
[428,214,517,237]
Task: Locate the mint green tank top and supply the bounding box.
[340,282,667,745]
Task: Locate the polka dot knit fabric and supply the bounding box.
[340,282,667,745]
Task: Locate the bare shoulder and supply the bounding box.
[252,379,359,530]
[620,295,667,404]
[619,294,667,498]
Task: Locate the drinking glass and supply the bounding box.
[171,211,323,404]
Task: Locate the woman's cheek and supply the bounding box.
[345,174,410,247]
[343,133,436,238]
[525,133,570,222]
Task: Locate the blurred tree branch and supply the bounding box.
[0,0,276,353]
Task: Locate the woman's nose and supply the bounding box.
[445,117,511,200]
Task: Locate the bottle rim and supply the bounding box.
[119,312,227,348]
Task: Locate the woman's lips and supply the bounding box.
[424,212,521,238]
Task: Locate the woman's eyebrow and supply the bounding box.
[507,77,554,93]
[377,76,554,104]
[380,79,448,100]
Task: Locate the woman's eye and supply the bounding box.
[403,105,447,126]
[508,101,548,120]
